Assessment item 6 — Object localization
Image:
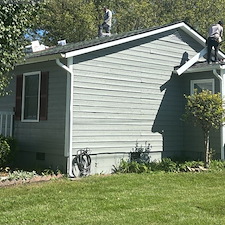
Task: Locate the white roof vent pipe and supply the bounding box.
[58,40,67,46]
[25,40,49,53]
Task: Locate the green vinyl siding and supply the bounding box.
[71,28,202,162]
[0,24,213,173]
[182,71,221,160]
[11,61,67,171]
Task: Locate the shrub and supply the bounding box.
[113,160,149,174]
[209,160,225,171]
[0,135,17,167]
[8,170,37,181]
[0,137,10,167]
[114,158,179,174]
[113,158,224,174]
[157,158,178,172]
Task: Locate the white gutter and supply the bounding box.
[20,53,64,65]
[56,58,74,177]
[56,58,72,73]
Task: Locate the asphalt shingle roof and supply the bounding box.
[25,21,186,59]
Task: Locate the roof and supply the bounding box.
[180,60,225,74]
[23,21,206,64]
[174,45,225,75]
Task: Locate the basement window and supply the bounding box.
[190,79,214,95]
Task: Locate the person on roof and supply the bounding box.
[207,21,223,64]
[98,6,112,37]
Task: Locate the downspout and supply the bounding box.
[56,58,74,177]
[213,69,224,160]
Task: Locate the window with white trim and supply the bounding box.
[22,72,41,122]
[190,79,215,95]
[15,71,49,122]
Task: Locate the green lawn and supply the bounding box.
[1,172,225,225]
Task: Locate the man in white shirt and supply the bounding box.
[207,21,223,64]
[98,6,112,37]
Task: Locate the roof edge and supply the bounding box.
[65,21,193,58]
[20,21,209,64]
[19,53,65,65]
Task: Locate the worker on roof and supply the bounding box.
[207,21,223,64]
[98,6,112,37]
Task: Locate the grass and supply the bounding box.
[1,172,225,225]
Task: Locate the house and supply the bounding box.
[1,21,225,176]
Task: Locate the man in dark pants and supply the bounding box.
[98,6,112,37]
[207,21,223,64]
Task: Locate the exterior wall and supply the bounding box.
[0,61,68,172]
[181,71,221,160]
[71,28,203,174]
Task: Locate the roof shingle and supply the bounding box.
[25,21,186,59]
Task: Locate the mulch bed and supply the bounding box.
[0,173,64,188]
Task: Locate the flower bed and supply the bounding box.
[0,170,64,187]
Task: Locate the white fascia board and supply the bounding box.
[176,49,225,76]
[64,22,191,58]
[19,53,64,65]
[180,23,206,44]
[176,47,207,75]
[180,23,225,57]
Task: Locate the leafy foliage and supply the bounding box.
[37,0,97,45]
[114,158,179,173]
[183,90,225,167]
[113,158,225,174]
[31,0,225,48]
[0,136,10,167]
[184,90,225,132]
[113,159,149,173]
[7,170,37,181]
[0,0,43,96]
[0,135,17,167]
[209,160,225,171]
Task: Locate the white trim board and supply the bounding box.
[24,22,212,65]
[64,22,205,58]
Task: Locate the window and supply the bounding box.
[22,72,41,121]
[190,79,214,95]
[15,71,49,122]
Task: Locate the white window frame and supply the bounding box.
[190,79,215,95]
[21,71,41,122]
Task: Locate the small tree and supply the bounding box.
[183,90,225,167]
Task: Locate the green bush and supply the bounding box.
[114,158,179,174]
[114,158,225,174]
[0,135,17,167]
[209,160,225,171]
[113,160,149,173]
[157,158,178,172]
[0,137,10,167]
[8,170,37,181]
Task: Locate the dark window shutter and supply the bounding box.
[15,75,23,120]
[39,71,49,120]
